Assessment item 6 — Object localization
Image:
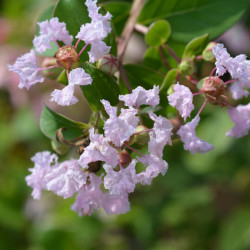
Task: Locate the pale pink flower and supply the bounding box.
[148,112,173,158]
[71,174,105,216]
[101,100,139,147]
[167,83,194,120]
[230,79,250,100]
[177,116,214,154]
[226,104,250,138]
[8,50,44,90]
[78,128,119,167]
[33,17,73,54]
[119,85,160,108]
[25,151,58,199]
[103,160,137,195]
[68,68,92,86]
[136,154,168,185]
[88,40,111,63]
[45,159,87,199]
[102,193,130,215]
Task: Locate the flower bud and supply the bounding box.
[119,149,131,166]
[86,161,101,173]
[179,59,195,76]
[169,116,183,133]
[97,54,119,74]
[202,42,216,62]
[41,57,61,79]
[133,125,150,146]
[54,45,79,69]
[202,76,226,105]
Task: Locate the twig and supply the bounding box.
[134,23,148,34]
[119,63,132,92]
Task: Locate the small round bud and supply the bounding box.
[169,116,183,133]
[179,59,195,76]
[119,149,131,166]
[202,76,226,105]
[41,57,61,79]
[202,42,217,62]
[86,161,102,173]
[54,45,79,69]
[97,54,119,74]
[133,125,150,146]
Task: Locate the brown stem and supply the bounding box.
[119,62,132,92]
[117,0,146,61]
[158,46,171,70]
[134,23,148,34]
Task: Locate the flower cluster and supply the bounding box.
[26,85,175,215]
[167,43,250,154]
[8,0,112,106]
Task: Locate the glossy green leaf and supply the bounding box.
[145,20,171,46]
[160,68,179,93]
[120,64,164,90]
[80,63,120,112]
[143,46,162,70]
[138,0,248,43]
[182,33,209,59]
[40,105,88,141]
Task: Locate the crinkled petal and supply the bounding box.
[230,79,250,100]
[8,50,44,90]
[177,116,214,154]
[119,85,160,108]
[167,83,194,120]
[148,112,173,158]
[50,85,78,106]
[226,104,250,138]
[68,68,92,86]
[45,159,87,199]
[88,40,110,63]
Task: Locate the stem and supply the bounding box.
[195,55,203,61]
[134,23,148,34]
[78,43,89,58]
[38,65,58,71]
[197,100,208,116]
[133,128,153,136]
[125,144,145,157]
[224,79,237,85]
[117,0,146,61]
[66,68,69,80]
[159,46,171,70]
[163,44,181,64]
[209,67,216,78]
[193,91,204,96]
[75,38,81,49]
[53,40,60,48]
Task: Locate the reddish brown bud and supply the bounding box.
[54,45,79,69]
[119,149,131,166]
[169,116,183,133]
[202,76,227,106]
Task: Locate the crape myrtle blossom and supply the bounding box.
[167,83,194,121]
[226,104,250,138]
[119,85,160,108]
[177,116,214,154]
[9,0,112,106]
[8,49,44,90]
[33,17,73,54]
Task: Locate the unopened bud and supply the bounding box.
[54,45,79,69]
[119,149,131,166]
[133,125,150,146]
[202,42,216,62]
[169,116,183,133]
[202,76,226,105]
[86,161,101,173]
[179,59,194,76]
[97,54,119,74]
[41,58,61,79]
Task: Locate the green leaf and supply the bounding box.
[143,46,162,70]
[182,33,209,59]
[80,63,120,112]
[103,1,131,36]
[138,0,249,43]
[120,64,164,90]
[40,105,88,141]
[160,68,179,93]
[145,20,171,46]
[35,5,58,57]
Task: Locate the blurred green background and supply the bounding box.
[1,0,250,249]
